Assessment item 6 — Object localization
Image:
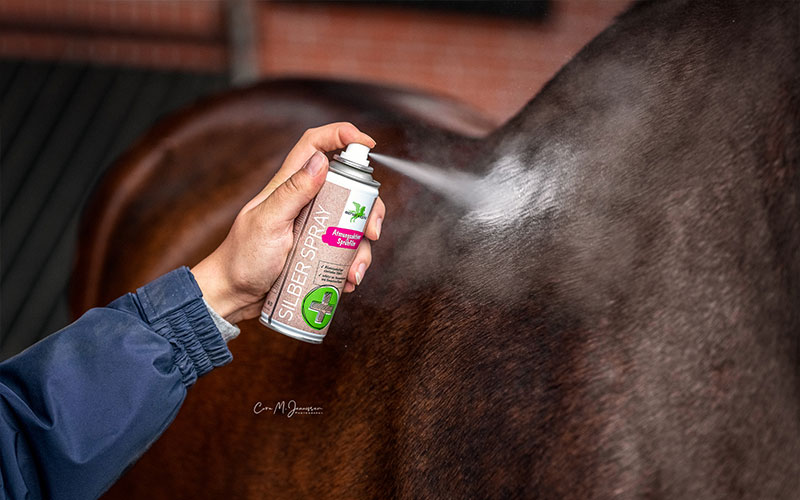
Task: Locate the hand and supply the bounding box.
[191,122,385,324]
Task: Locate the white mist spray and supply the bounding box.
[368,153,492,209]
[369,152,538,227]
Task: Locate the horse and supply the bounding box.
[73,0,799,497]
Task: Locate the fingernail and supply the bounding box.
[375,217,383,239]
[303,151,325,176]
[355,263,366,285]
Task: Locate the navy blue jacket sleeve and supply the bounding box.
[0,267,232,500]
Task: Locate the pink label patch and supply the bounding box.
[321,227,363,249]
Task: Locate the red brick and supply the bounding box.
[1,0,631,122]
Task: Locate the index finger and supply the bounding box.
[261,122,376,199]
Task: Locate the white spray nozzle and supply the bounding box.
[339,143,371,167]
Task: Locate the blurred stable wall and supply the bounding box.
[0,0,629,358]
[0,0,631,123]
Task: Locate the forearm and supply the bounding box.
[0,267,231,500]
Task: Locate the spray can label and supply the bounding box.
[260,170,377,343]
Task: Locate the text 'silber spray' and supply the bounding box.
[260,143,380,343]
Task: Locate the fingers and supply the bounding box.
[364,197,385,241]
[286,122,376,174]
[257,123,376,204]
[344,197,383,293]
[257,151,328,223]
[343,238,372,294]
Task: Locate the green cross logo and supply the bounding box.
[302,286,339,330]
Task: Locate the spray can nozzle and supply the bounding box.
[331,143,380,187]
[338,143,371,168]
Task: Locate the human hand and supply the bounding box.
[191,122,385,324]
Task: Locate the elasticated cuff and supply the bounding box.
[136,267,232,387]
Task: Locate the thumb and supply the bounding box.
[259,151,328,222]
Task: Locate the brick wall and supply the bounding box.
[0,0,227,71]
[258,1,630,121]
[0,0,632,121]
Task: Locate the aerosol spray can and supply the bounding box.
[260,143,380,343]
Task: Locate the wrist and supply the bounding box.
[191,257,243,323]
